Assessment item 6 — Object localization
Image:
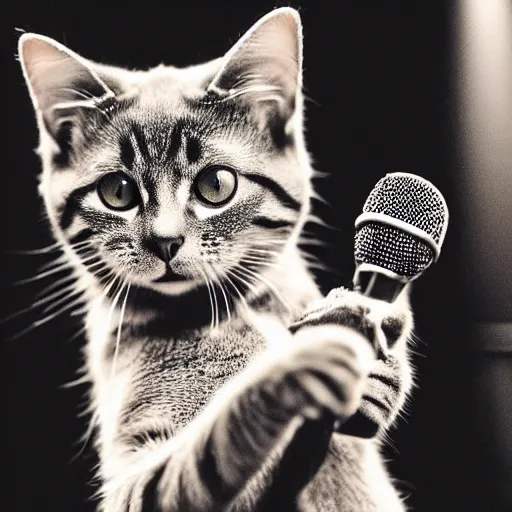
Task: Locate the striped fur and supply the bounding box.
[19,8,414,511]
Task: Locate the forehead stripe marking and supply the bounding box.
[186,136,202,164]
[130,123,151,163]
[244,173,301,212]
[166,121,184,161]
[120,136,135,170]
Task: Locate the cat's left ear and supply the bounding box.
[207,8,302,139]
[18,34,122,144]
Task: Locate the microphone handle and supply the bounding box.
[333,270,406,436]
[353,269,407,303]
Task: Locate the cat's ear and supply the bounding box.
[207,8,302,140]
[18,34,120,142]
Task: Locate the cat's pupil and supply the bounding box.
[116,181,127,199]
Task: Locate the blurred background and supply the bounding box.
[3,0,511,510]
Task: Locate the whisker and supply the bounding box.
[111,281,130,377]
[56,87,95,100]
[297,247,339,276]
[304,260,338,275]
[244,248,282,258]
[298,237,328,248]
[228,266,262,299]
[250,238,288,246]
[308,188,329,205]
[72,409,99,463]
[36,255,69,273]
[304,214,338,231]
[1,279,85,323]
[300,250,323,261]
[227,84,282,101]
[224,269,252,315]
[13,262,73,285]
[238,256,284,270]
[60,374,90,390]
[247,236,288,245]
[8,241,63,255]
[52,88,113,121]
[34,273,78,299]
[98,279,126,374]
[198,267,215,331]
[234,263,291,314]
[83,272,120,329]
[219,278,232,324]
[8,294,87,340]
[210,273,220,330]
[70,240,96,249]
[208,264,231,324]
[67,324,88,343]
[42,287,86,315]
[99,273,119,301]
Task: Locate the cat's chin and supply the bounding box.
[147,279,200,296]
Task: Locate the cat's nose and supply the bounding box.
[151,236,184,263]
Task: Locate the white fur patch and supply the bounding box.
[192,200,234,220]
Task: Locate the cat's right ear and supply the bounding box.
[206,8,303,144]
[18,34,118,143]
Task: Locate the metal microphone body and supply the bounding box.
[352,172,449,302]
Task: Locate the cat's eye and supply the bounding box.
[194,166,237,207]
[97,172,140,211]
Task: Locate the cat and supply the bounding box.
[18,7,414,511]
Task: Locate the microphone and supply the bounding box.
[290,172,449,439]
[352,172,449,303]
[336,172,449,438]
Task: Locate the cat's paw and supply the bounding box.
[261,324,375,422]
[340,354,412,438]
[289,287,413,357]
[287,287,414,438]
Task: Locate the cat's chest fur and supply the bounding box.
[123,323,268,431]
[85,295,273,443]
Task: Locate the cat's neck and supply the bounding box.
[83,245,320,341]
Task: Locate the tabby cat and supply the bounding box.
[18,8,414,511]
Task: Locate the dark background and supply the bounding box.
[3,1,511,511]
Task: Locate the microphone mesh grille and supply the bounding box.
[355,223,434,278]
[363,173,447,245]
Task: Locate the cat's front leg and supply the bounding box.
[159,324,376,511]
[101,323,376,512]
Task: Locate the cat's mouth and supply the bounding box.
[153,267,189,283]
